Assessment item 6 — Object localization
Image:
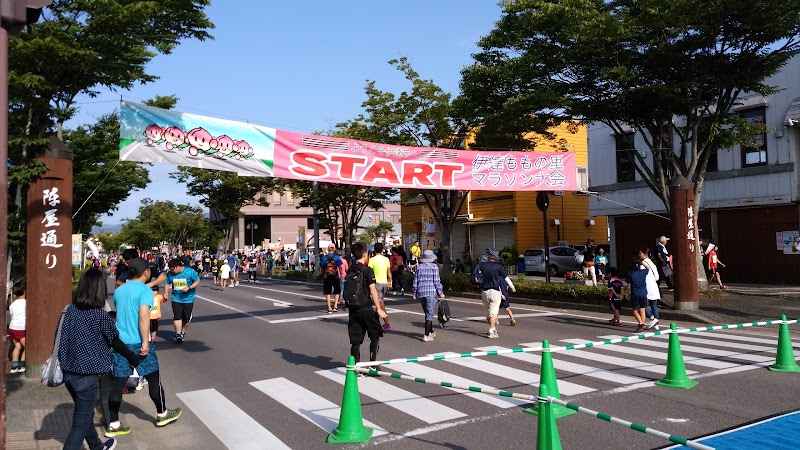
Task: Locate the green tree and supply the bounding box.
[67,95,179,235]
[363,221,395,244]
[345,57,469,271]
[171,169,278,249]
[7,1,213,276]
[117,199,219,254]
[461,0,800,287]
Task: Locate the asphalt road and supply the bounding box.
[113,277,800,450]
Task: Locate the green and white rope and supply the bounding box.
[544,396,715,450]
[353,366,536,402]
[353,367,713,450]
[353,317,798,368]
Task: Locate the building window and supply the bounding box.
[388,214,400,224]
[740,108,767,167]
[272,192,281,205]
[706,146,719,172]
[286,192,294,206]
[615,132,636,183]
[576,166,588,191]
[370,214,381,225]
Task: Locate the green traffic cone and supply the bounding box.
[768,315,800,373]
[536,383,563,450]
[327,356,374,444]
[655,323,698,389]
[525,340,576,418]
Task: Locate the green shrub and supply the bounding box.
[440,272,606,303]
[285,270,317,281]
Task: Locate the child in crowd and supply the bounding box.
[149,285,167,343]
[499,275,518,326]
[220,260,231,290]
[606,267,623,326]
[211,257,219,285]
[8,283,27,373]
[707,245,728,290]
[516,255,526,282]
[625,257,650,332]
[595,248,608,283]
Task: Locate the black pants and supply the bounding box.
[391,270,403,291]
[108,371,166,422]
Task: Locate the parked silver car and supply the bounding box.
[524,246,582,277]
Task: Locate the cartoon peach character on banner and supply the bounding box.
[215,135,235,158]
[163,126,187,151]
[234,139,254,159]
[144,124,165,145]
[186,127,218,156]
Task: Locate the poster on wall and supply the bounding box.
[421,216,440,250]
[782,230,800,254]
[776,232,785,251]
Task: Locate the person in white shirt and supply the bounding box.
[8,283,27,373]
[639,249,661,330]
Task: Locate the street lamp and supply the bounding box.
[246,222,258,247]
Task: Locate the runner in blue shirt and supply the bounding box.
[148,259,200,343]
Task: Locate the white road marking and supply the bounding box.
[668,335,797,355]
[599,335,774,363]
[434,352,594,396]
[196,295,271,323]
[250,377,386,436]
[177,388,291,450]
[196,295,344,324]
[518,341,693,376]
[696,332,800,348]
[450,312,560,322]
[388,362,530,408]
[479,345,650,385]
[560,339,737,369]
[268,313,348,323]
[316,368,466,423]
[255,296,293,307]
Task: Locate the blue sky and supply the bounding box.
[70,0,504,224]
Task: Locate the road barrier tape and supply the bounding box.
[354,317,798,368]
[353,367,713,450]
[543,396,715,450]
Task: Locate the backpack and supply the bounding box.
[324,256,337,275]
[343,264,370,308]
[437,299,451,326]
[575,252,585,265]
[472,263,484,286]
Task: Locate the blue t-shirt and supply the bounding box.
[227,255,237,270]
[167,267,200,304]
[113,280,155,345]
[626,269,648,298]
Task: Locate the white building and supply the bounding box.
[588,52,800,284]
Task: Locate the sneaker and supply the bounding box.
[357,372,366,378]
[180,333,186,342]
[327,309,333,314]
[400,290,405,295]
[646,318,659,330]
[510,319,517,326]
[175,334,183,344]
[10,363,19,373]
[430,332,436,338]
[722,285,729,291]
[235,281,240,287]
[654,325,661,331]
[488,330,499,339]
[635,325,646,333]
[382,324,391,331]
[102,438,117,450]
[155,408,182,427]
[104,424,131,437]
[136,379,145,391]
[613,320,622,326]
[423,334,433,342]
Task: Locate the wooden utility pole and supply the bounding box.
[669,175,700,310]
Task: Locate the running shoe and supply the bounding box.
[155,408,182,427]
[722,285,729,291]
[102,438,117,450]
[635,325,646,333]
[175,334,183,344]
[104,425,131,437]
[382,324,391,331]
[422,334,433,342]
[510,319,517,326]
[646,318,659,330]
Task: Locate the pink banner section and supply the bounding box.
[273,130,577,191]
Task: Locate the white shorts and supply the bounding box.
[481,289,502,319]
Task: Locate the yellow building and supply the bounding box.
[401,122,608,263]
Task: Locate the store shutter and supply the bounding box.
[449,220,467,261]
[471,225,494,260]
[493,223,515,251]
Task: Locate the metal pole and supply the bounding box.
[312,181,320,276]
[543,206,550,283]
[0,24,8,450]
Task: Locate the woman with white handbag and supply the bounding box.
[55,268,140,450]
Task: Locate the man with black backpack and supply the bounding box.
[343,242,388,372]
[322,244,343,313]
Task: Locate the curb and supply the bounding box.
[446,291,716,325]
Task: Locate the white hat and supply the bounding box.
[421,249,437,263]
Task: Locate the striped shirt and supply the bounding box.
[413,262,443,300]
[57,305,118,375]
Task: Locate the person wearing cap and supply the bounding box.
[147,259,201,343]
[107,258,182,437]
[475,248,508,338]
[114,248,140,287]
[412,249,445,341]
[655,236,673,290]
[321,244,344,313]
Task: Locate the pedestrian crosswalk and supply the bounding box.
[177,331,800,449]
